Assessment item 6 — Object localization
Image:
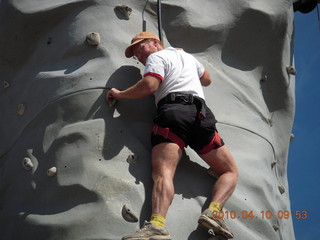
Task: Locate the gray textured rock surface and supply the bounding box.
[0,0,296,239]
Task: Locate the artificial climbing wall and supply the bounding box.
[0,0,296,239]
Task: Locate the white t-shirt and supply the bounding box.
[144,47,206,105]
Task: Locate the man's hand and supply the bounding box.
[106,76,160,104]
[106,88,121,102]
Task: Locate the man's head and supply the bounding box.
[125,32,164,65]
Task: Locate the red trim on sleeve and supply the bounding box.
[200,71,206,80]
[144,72,164,82]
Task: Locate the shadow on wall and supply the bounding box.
[86,65,152,161]
[221,9,277,71]
[160,3,223,53]
[0,1,98,76]
[221,8,292,113]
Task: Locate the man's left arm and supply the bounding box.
[106,75,161,102]
[200,70,211,86]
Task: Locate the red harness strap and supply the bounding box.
[196,131,224,155]
[152,125,186,149]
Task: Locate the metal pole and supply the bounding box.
[157,0,163,41]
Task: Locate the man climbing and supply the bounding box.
[106,32,238,240]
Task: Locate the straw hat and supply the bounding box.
[125,32,163,58]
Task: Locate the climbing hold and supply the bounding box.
[47,37,52,45]
[108,97,117,107]
[127,154,138,164]
[278,186,285,194]
[145,7,157,17]
[22,158,33,171]
[260,75,268,83]
[271,160,277,168]
[273,224,279,232]
[3,81,10,88]
[290,133,295,142]
[286,66,296,75]
[122,204,138,222]
[17,104,25,116]
[86,32,100,46]
[47,167,57,177]
[115,5,132,20]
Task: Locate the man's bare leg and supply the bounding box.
[200,145,238,206]
[151,142,182,218]
[198,145,238,238]
[121,142,181,240]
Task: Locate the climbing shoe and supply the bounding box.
[122,221,171,240]
[198,209,234,239]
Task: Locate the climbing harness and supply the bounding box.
[152,93,209,149]
[152,125,186,149]
[196,131,224,155]
[157,92,207,120]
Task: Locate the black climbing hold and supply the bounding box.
[3,81,10,88]
[127,154,138,164]
[293,0,318,13]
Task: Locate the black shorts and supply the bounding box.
[151,97,224,154]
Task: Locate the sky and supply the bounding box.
[288,6,320,240]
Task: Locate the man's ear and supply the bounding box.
[153,39,159,47]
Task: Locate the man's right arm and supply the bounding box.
[106,75,161,102]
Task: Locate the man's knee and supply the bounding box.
[200,146,238,175]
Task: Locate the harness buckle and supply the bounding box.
[152,125,170,138]
[188,94,194,103]
[198,111,205,120]
[170,93,176,101]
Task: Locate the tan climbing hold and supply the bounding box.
[290,133,295,142]
[115,5,132,20]
[86,32,100,46]
[122,204,138,222]
[278,186,285,194]
[286,66,297,75]
[17,104,25,116]
[3,81,10,88]
[22,157,33,171]
[47,167,57,177]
